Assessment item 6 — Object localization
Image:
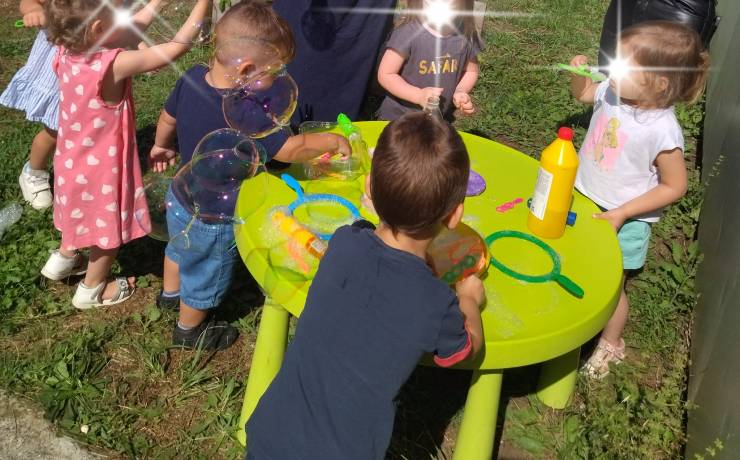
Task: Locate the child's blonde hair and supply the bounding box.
[214,1,295,66]
[620,20,710,108]
[45,0,114,54]
[401,0,481,48]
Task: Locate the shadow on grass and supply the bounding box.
[388,363,551,459]
[558,108,593,131]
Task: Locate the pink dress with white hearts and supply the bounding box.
[52,48,150,251]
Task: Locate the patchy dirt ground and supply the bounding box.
[0,391,94,460]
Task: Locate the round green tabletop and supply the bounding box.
[234,121,622,371]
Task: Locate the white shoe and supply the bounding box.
[40,250,87,281]
[72,278,135,310]
[582,338,626,379]
[19,164,52,210]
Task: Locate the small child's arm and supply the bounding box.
[107,0,166,49]
[19,0,45,27]
[570,55,599,104]
[594,148,687,230]
[453,58,480,115]
[273,133,351,164]
[455,275,484,356]
[111,0,212,82]
[150,110,178,173]
[377,48,443,108]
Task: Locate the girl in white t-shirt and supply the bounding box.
[569,21,709,378]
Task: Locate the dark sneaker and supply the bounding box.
[172,320,239,351]
[156,291,180,311]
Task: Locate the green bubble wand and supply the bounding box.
[484,230,584,298]
[557,63,607,82]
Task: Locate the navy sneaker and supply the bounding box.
[156,291,180,312]
[172,320,239,351]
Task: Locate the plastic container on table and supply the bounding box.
[527,127,579,239]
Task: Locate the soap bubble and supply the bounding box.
[140,171,174,241]
[222,68,298,139]
[171,128,267,226]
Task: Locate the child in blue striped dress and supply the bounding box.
[0,0,59,210]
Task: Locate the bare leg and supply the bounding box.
[162,256,180,292]
[84,246,135,300]
[179,303,208,328]
[600,276,628,346]
[28,127,56,171]
[59,248,77,258]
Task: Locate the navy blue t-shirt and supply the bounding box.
[164,65,288,165]
[272,0,397,124]
[246,223,472,460]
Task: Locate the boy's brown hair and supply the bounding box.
[45,0,114,54]
[620,20,710,108]
[214,1,295,66]
[371,112,469,239]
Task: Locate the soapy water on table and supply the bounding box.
[260,208,322,280]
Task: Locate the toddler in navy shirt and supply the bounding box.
[149,2,350,351]
[246,112,485,459]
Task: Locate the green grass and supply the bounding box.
[0,0,704,458]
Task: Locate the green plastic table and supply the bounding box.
[233,122,622,458]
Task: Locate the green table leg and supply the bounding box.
[236,299,290,446]
[536,347,580,409]
[452,369,503,460]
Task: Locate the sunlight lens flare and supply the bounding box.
[113,8,134,28]
[608,57,629,81]
[424,0,455,29]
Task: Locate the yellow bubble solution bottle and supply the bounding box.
[527,127,579,239]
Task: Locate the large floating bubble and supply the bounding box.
[140,170,174,241]
[222,68,298,139]
[171,128,267,228]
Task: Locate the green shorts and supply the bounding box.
[618,220,652,270]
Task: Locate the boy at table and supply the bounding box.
[245,112,485,460]
[149,2,350,351]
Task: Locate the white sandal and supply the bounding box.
[582,338,626,379]
[72,277,135,310]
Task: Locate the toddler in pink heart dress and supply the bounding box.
[39,0,213,309]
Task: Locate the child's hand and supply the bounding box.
[22,10,46,27]
[453,91,475,115]
[456,275,485,308]
[570,55,589,68]
[331,134,352,159]
[149,145,177,173]
[418,87,444,107]
[593,207,627,231]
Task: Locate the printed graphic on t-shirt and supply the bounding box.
[418,54,460,75]
[583,113,629,171]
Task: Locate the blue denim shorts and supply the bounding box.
[165,188,238,309]
[618,219,652,270]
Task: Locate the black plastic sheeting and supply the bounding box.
[598,0,719,67]
[687,2,740,458]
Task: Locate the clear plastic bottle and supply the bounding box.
[423,96,443,119]
[0,203,23,240]
[527,127,579,239]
